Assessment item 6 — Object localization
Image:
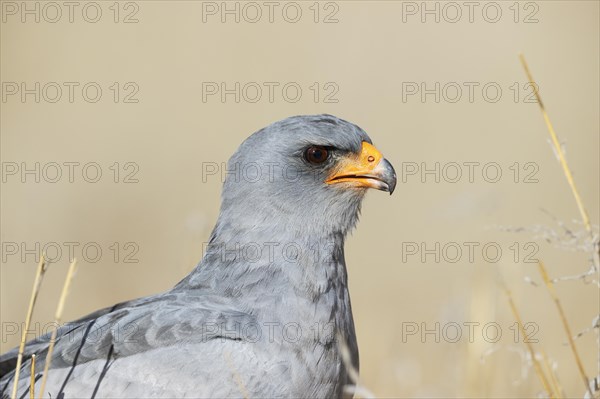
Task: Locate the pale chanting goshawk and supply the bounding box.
[1,114,397,398]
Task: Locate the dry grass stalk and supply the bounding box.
[38,258,78,399]
[10,255,48,399]
[542,350,563,398]
[519,54,592,235]
[538,261,593,397]
[504,288,554,397]
[336,332,375,399]
[520,54,598,396]
[30,354,36,399]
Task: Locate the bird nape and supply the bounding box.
[0,114,397,399]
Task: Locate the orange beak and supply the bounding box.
[326,141,397,194]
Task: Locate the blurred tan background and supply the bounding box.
[1,1,599,397]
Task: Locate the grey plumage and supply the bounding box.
[1,114,396,398]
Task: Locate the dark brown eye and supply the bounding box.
[304,146,329,164]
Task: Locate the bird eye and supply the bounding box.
[304,146,329,164]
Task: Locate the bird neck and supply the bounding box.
[177,221,355,317]
[182,223,350,292]
[174,222,359,376]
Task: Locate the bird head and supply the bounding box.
[217,115,396,239]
